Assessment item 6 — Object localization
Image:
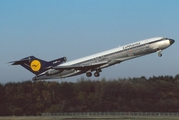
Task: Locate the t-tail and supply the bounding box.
[9,56,67,75]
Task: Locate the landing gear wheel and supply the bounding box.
[158,53,162,57]
[86,72,92,77]
[94,72,100,77]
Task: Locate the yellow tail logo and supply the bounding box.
[30,60,41,72]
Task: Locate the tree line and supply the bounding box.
[1,75,179,116]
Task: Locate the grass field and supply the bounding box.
[0,116,179,120]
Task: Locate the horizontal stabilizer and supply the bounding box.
[9,57,31,65]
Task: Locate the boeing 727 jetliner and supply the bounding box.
[9,37,175,81]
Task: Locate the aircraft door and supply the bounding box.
[145,42,149,48]
[144,41,150,53]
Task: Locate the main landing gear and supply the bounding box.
[86,69,101,77]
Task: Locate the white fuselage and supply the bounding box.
[33,37,174,80]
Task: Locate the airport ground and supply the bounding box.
[0,116,179,120]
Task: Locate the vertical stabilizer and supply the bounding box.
[9,56,66,75]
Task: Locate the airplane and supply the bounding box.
[9,37,175,81]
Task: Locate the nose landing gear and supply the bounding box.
[157,50,162,57]
[158,52,162,57]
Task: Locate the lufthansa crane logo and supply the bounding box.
[30,60,41,72]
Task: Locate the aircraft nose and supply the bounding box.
[169,39,175,45]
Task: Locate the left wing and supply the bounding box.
[52,61,108,71]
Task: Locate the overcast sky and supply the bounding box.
[1,0,179,83]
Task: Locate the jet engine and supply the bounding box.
[45,69,62,76]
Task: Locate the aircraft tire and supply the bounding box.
[158,53,162,57]
[86,72,92,77]
[94,72,100,77]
